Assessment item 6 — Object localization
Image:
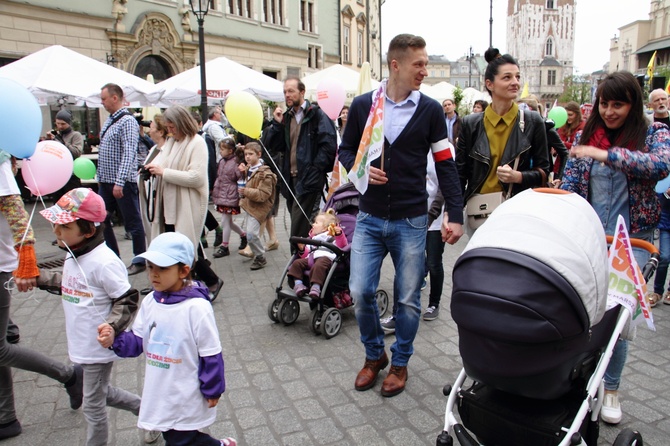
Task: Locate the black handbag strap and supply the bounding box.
[100,110,132,142]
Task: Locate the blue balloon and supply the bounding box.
[0,77,41,158]
[656,175,670,194]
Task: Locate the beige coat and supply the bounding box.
[150,134,209,250]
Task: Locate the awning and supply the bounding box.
[635,37,670,54]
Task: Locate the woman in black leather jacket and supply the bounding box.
[456,48,550,206]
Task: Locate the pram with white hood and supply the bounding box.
[438,188,658,446]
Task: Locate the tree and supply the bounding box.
[452,86,464,114]
[559,75,591,104]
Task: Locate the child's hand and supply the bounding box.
[15,277,37,293]
[238,163,246,172]
[327,223,341,236]
[297,243,305,251]
[206,397,220,408]
[238,187,245,198]
[97,323,115,349]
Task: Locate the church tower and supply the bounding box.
[507,0,576,108]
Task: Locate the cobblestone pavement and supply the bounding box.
[5,198,670,445]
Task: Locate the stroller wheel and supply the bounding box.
[267,299,281,323]
[310,309,322,335]
[613,428,643,446]
[375,289,389,317]
[278,298,300,325]
[320,307,342,339]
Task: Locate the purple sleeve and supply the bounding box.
[198,353,225,399]
[112,331,144,358]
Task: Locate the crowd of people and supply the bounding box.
[2,31,670,444]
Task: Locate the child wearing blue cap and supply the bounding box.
[97,232,236,446]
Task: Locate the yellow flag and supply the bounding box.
[520,82,529,99]
[647,51,657,85]
[665,77,670,95]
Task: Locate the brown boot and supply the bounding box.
[354,351,389,391]
[381,365,408,397]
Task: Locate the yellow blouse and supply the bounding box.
[481,102,519,194]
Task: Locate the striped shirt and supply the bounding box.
[97,109,140,186]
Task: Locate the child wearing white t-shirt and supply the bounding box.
[37,188,152,446]
[97,231,236,446]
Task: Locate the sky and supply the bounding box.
[381,0,651,75]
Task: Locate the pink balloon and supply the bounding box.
[21,141,73,196]
[316,79,346,120]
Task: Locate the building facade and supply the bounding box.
[0,0,382,88]
[506,0,576,106]
[339,0,382,80]
[610,0,669,91]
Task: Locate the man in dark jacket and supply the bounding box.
[263,77,336,244]
[339,34,463,398]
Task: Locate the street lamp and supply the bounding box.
[190,0,210,125]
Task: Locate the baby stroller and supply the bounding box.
[267,182,389,339]
[437,188,658,446]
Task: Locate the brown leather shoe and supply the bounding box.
[354,351,389,391]
[381,365,408,397]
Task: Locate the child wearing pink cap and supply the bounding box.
[37,188,158,445]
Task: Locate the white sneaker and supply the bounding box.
[601,391,622,424]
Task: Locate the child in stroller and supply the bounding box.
[287,209,348,301]
[267,182,388,338]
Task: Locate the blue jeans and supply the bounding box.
[425,230,446,307]
[654,228,670,294]
[604,234,652,391]
[350,212,427,366]
[98,182,146,263]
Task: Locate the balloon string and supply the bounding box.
[258,140,310,223]
[5,277,42,304]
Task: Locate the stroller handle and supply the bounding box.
[533,188,660,280]
[606,235,660,283]
[289,236,346,257]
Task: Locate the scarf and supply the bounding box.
[588,126,634,151]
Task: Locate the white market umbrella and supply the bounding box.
[0,45,163,106]
[156,56,284,106]
[303,64,380,103]
[421,81,456,103]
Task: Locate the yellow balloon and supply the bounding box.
[224,91,263,139]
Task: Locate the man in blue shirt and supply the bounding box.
[98,83,146,274]
[443,98,460,147]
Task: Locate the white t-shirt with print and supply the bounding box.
[132,294,222,431]
[61,243,130,364]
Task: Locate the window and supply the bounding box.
[546,0,554,8]
[547,70,556,86]
[300,0,315,33]
[357,30,363,66]
[263,0,285,25]
[228,0,252,18]
[440,70,444,77]
[545,38,553,57]
[455,81,459,87]
[308,44,322,69]
[343,25,350,63]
